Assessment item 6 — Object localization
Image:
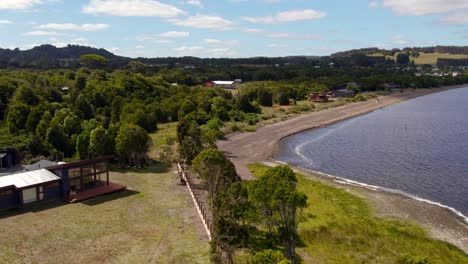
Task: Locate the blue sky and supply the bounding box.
[0,0,466,58]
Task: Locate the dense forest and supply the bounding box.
[1,45,467,164]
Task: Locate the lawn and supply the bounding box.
[245,163,467,264]
[0,165,210,264]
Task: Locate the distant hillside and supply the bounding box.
[0,44,467,69]
[0,44,130,69]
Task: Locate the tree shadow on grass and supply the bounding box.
[81,189,140,206]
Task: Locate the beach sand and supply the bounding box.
[217,84,468,253]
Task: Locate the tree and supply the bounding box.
[249,166,308,264]
[6,102,30,133]
[46,123,68,153]
[89,126,112,156]
[192,148,240,203]
[396,52,410,65]
[79,54,109,69]
[76,131,91,160]
[177,116,203,164]
[257,87,273,107]
[115,123,151,166]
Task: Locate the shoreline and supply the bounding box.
[217,84,468,253]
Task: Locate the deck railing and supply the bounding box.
[177,163,212,241]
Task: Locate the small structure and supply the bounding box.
[309,92,329,102]
[0,156,126,210]
[0,148,16,170]
[213,81,236,89]
[332,89,356,98]
[202,81,214,87]
[61,86,70,91]
[25,160,58,171]
[383,83,401,92]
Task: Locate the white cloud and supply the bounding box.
[0,20,13,24]
[242,9,326,24]
[0,0,48,10]
[156,39,171,44]
[174,45,204,52]
[36,23,111,31]
[159,31,189,37]
[392,35,409,45]
[267,43,288,48]
[203,38,221,44]
[186,0,202,7]
[23,30,59,36]
[82,0,186,17]
[136,45,145,49]
[243,28,265,34]
[169,15,234,30]
[264,32,320,40]
[379,0,468,16]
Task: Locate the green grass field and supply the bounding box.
[369,52,468,65]
[0,165,210,264]
[245,163,467,264]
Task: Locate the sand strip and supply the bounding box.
[217,84,468,253]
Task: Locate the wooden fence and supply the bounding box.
[177,163,213,241]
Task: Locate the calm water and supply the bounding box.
[276,87,468,217]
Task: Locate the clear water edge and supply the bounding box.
[275,87,468,224]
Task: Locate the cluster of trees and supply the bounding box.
[189,148,307,263]
[178,107,307,263]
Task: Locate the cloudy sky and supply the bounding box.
[0,0,466,58]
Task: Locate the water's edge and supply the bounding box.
[272,159,468,225]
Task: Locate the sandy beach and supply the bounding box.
[217,84,468,253]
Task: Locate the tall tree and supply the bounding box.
[250,166,307,264]
[115,123,151,166]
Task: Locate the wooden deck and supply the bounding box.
[65,182,127,203]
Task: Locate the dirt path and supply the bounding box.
[217,85,465,180]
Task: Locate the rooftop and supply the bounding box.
[0,169,60,189]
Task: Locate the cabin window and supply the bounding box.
[22,188,37,204]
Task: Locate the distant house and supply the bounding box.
[332,89,356,98]
[202,81,214,87]
[336,82,361,91]
[309,92,329,102]
[213,81,236,89]
[383,83,401,92]
[0,157,126,210]
[25,160,58,171]
[234,79,243,83]
[61,86,70,91]
[0,148,16,170]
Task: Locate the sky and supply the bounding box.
[0,0,466,58]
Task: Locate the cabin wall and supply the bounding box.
[0,188,19,210]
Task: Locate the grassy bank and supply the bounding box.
[0,165,210,264]
[245,163,467,264]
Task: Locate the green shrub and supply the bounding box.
[243,126,257,132]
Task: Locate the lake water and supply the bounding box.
[275,87,468,219]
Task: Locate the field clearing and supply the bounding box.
[369,52,468,65]
[241,164,468,264]
[0,166,210,264]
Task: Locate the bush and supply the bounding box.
[243,126,256,132]
[244,113,259,125]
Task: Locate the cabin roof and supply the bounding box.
[0,169,60,189]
